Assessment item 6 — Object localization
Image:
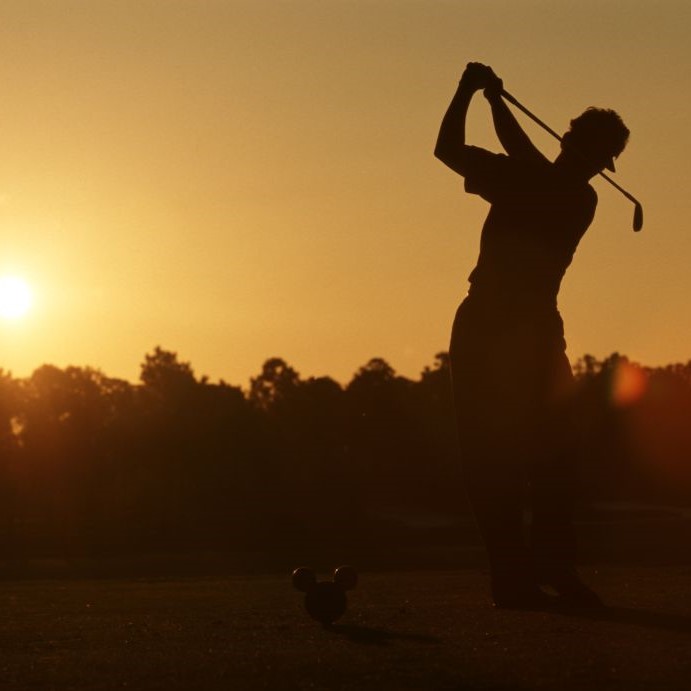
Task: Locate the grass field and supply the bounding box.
[1,565,691,690]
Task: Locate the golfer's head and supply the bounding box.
[562,108,630,174]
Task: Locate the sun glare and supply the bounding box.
[0,275,33,320]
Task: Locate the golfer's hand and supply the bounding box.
[482,69,503,100]
[461,62,502,94]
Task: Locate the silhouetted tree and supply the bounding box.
[414,352,463,510]
[0,370,22,544]
[345,358,426,511]
[1,347,691,557]
[248,357,301,411]
[140,346,197,404]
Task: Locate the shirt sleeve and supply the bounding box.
[462,146,515,204]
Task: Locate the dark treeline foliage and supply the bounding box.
[1,348,691,555]
[573,353,691,505]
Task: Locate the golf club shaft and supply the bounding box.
[500,89,643,231]
[500,90,563,143]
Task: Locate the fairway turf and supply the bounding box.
[1,568,691,689]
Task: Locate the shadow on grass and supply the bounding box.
[327,623,441,646]
[559,606,691,635]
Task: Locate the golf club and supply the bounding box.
[500,90,643,232]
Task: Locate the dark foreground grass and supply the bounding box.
[1,567,691,690]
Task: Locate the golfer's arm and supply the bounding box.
[434,82,476,175]
[486,92,546,162]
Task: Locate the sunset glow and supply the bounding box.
[0,2,689,383]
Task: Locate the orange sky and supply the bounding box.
[1,1,689,387]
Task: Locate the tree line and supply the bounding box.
[0,347,690,555]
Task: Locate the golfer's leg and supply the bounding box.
[530,352,578,577]
[464,454,532,604]
[451,302,549,607]
[529,354,603,607]
[530,440,577,579]
[531,443,604,607]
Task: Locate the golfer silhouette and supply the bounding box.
[435,63,629,609]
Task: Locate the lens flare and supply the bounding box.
[611,360,647,407]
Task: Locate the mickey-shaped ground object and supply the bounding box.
[292,566,358,626]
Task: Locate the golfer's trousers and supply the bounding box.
[449,293,578,589]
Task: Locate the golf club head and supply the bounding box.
[633,202,643,232]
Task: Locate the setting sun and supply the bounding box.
[0,275,33,320]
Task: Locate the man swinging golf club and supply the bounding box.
[435,62,630,609]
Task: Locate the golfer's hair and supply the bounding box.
[567,108,630,158]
